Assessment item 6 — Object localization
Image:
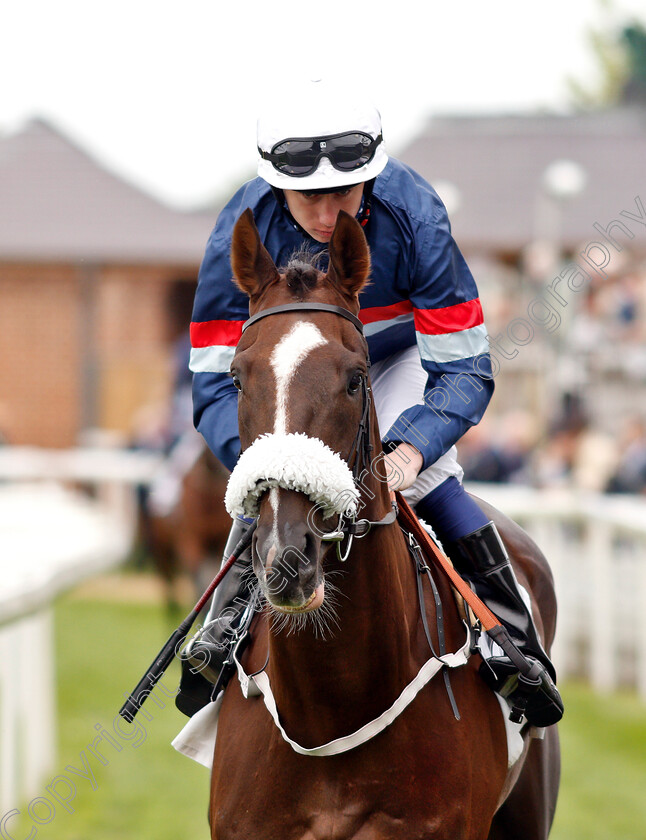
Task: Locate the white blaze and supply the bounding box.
[270,322,327,435]
[266,322,327,558]
[266,486,280,565]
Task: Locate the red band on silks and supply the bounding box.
[413,299,484,336]
[359,300,414,325]
[395,493,502,633]
[190,319,244,348]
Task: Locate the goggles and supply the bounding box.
[258,131,383,178]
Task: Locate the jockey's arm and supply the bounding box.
[190,186,262,472]
[379,191,494,473]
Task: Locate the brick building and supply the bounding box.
[0,119,216,447]
[4,111,644,447]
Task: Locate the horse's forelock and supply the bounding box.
[282,251,325,299]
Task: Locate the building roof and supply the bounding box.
[4,111,644,264]
[398,107,646,255]
[0,119,216,265]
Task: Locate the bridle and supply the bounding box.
[242,302,372,484]
[241,301,397,560]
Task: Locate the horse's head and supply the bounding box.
[225,208,376,615]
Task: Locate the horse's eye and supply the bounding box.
[348,372,363,394]
[231,374,242,391]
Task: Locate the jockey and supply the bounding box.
[186,79,563,727]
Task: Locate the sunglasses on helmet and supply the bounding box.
[259,131,383,177]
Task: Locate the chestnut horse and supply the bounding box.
[209,208,560,839]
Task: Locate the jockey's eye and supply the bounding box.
[231,373,242,391]
[347,371,363,394]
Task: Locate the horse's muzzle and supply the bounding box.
[253,492,325,612]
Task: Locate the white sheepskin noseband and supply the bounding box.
[225,432,359,520]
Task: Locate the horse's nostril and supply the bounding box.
[254,528,322,609]
[302,532,317,572]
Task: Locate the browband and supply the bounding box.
[242,303,364,335]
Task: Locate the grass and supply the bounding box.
[9,590,210,840]
[551,682,646,840]
[6,578,646,838]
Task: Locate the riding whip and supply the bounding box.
[118,521,257,722]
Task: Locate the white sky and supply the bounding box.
[1,0,643,208]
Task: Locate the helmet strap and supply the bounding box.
[358,178,375,228]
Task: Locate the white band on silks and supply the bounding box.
[233,625,472,758]
[224,432,360,520]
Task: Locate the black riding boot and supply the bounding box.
[185,518,255,684]
[449,521,564,727]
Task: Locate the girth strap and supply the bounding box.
[407,530,462,721]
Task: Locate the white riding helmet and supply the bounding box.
[257,78,388,191]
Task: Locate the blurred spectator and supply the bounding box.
[129,329,206,520]
[567,286,607,356]
[129,329,193,455]
[606,416,646,494]
[459,422,511,483]
[530,426,581,489]
[460,411,537,484]
[570,424,619,492]
[129,399,172,453]
[615,274,639,331]
[531,393,618,491]
[168,330,194,448]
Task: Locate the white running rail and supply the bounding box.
[469,482,646,701]
[1,455,644,813]
[0,447,163,815]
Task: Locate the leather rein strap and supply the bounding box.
[396,493,502,634]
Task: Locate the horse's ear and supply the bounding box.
[231,208,280,298]
[327,210,371,299]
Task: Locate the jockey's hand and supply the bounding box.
[383,443,424,492]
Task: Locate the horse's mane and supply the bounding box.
[282,250,326,299]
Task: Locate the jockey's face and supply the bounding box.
[284,184,364,243]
